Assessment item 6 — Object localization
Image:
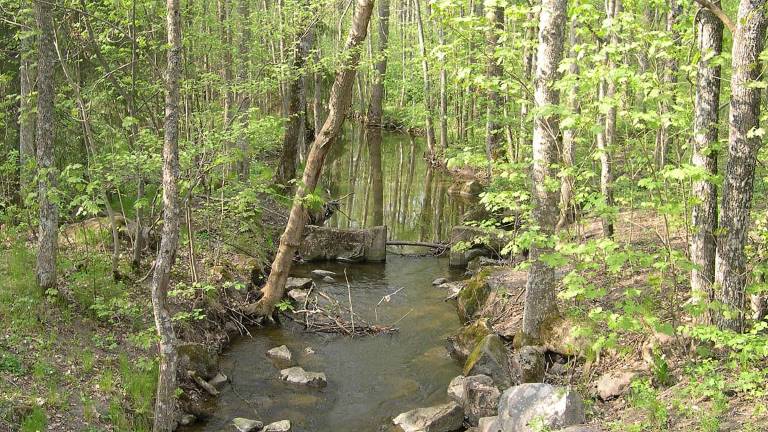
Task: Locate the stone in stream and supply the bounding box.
[232,417,263,432]
[322,275,336,283]
[493,383,586,431]
[207,372,229,389]
[432,277,449,286]
[262,420,291,431]
[286,277,313,290]
[438,281,465,301]
[392,401,464,432]
[279,366,327,387]
[463,334,514,389]
[267,345,292,362]
[287,289,309,304]
[311,269,337,278]
[179,413,196,426]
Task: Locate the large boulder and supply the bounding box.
[493,383,586,431]
[177,343,218,380]
[463,334,514,389]
[279,367,327,387]
[478,417,501,432]
[392,401,464,432]
[447,319,492,360]
[457,272,492,323]
[464,378,501,425]
[513,346,546,384]
[596,369,642,400]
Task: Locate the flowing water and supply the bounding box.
[186,127,475,432]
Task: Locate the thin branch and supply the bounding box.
[693,0,735,33]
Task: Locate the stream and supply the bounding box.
[186,127,475,431]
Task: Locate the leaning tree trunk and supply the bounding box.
[276,20,317,186]
[244,0,375,317]
[484,5,504,173]
[523,0,567,341]
[715,0,767,332]
[556,16,580,230]
[35,0,58,292]
[19,11,36,198]
[367,0,390,125]
[690,0,723,325]
[152,0,182,429]
[414,0,437,157]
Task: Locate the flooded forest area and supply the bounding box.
[1,0,768,431]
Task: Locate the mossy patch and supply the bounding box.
[457,269,492,323]
[450,318,492,360]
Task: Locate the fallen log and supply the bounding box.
[386,240,447,249]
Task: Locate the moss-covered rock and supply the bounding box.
[447,318,492,360]
[178,342,218,380]
[513,315,592,358]
[463,334,514,389]
[457,270,492,323]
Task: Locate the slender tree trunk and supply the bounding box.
[218,0,235,166]
[484,5,504,171]
[367,0,390,125]
[313,44,325,130]
[414,0,436,157]
[244,0,375,317]
[438,23,449,151]
[596,0,619,238]
[276,21,317,185]
[655,0,680,168]
[35,0,58,292]
[690,1,723,324]
[517,7,537,160]
[236,0,252,179]
[523,0,567,341]
[19,12,36,197]
[715,0,767,332]
[557,17,580,230]
[152,0,183,429]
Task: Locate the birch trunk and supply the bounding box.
[35,0,58,292]
[690,0,723,324]
[151,0,183,428]
[523,0,567,340]
[715,0,767,332]
[244,0,375,317]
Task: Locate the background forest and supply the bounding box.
[1,0,768,430]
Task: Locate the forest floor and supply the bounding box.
[0,193,288,432]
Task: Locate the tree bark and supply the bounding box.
[367,0,390,126]
[244,0,375,317]
[655,0,680,169]
[438,22,449,151]
[690,0,723,324]
[557,17,580,230]
[484,5,504,171]
[523,0,567,341]
[715,0,767,332]
[276,21,317,185]
[596,0,619,238]
[236,0,252,179]
[35,0,58,292]
[152,0,183,429]
[516,7,537,161]
[19,11,36,198]
[414,0,437,157]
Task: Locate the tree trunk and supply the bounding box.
[484,5,504,171]
[690,0,723,324]
[438,22,449,151]
[655,0,680,169]
[236,0,252,179]
[523,0,567,341]
[414,0,436,157]
[152,0,183,429]
[35,0,58,292]
[19,12,36,198]
[244,0,375,317]
[367,0,390,125]
[596,0,619,238]
[557,17,580,230]
[276,21,317,186]
[714,0,767,332]
[516,7,537,161]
